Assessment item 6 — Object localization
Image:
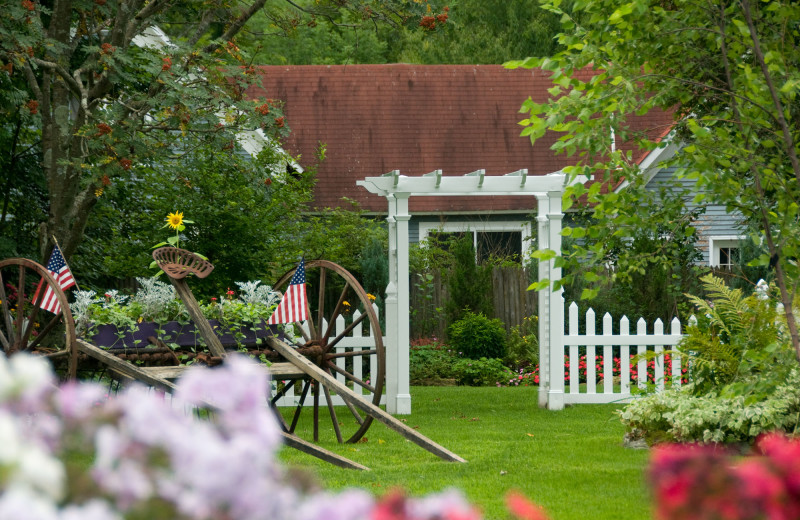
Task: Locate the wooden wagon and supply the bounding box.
[0,249,465,471]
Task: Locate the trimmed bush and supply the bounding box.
[448,311,507,360]
[453,357,512,386]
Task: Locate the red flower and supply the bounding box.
[256,103,270,116]
[162,57,172,71]
[419,16,436,30]
[100,174,111,186]
[119,158,132,170]
[372,490,406,520]
[95,123,112,136]
[506,491,550,520]
[21,0,34,10]
[436,13,448,24]
[274,116,285,128]
[25,99,38,114]
[100,42,115,55]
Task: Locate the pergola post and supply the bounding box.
[546,191,565,410]
[535,195,551,408]
[394,194,412,414]
[384,195,399,413]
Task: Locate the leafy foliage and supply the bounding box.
[409,341,460,383]
[448,311,507,360]
[0,0,448,266]
[506,0,800,358]
[445,235,493,324]
[505,315,539,369]
[452,357,512,387]
[618,367,800,445]
[241,0,566,66]
[680,274,792,399]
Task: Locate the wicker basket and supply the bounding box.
[152,247,214,279]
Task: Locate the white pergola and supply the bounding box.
[358,169,587,413]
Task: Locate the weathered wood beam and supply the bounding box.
[266,336,467,463]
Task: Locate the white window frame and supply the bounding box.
[709,235,745,267]
[418,220,533,260]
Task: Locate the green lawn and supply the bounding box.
[278,386,652,520]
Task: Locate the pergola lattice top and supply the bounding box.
[357,169,578,197]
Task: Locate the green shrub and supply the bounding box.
[505,315,539,369]
[617,275,800,446]
[448,311,507,360]
[453,357,512,386]
[409,342,460,383]
[618,367,800,445]
[680,274,792,399]
[445,235,493,324]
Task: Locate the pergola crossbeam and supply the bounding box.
[466,169,486,187]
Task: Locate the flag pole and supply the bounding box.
[51,235,81,291]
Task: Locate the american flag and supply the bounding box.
[267,258,308,324]
[39,245,76,314]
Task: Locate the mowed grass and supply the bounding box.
[278,386,651,520]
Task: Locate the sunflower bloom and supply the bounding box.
[166,211,184,230]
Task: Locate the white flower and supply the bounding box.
[0,486,59,520]
[0,412,65,502]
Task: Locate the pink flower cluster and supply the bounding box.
[0,353,532,520]
[649,434,800,520]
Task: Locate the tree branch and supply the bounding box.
[740,0,800,187]
[204,0,268,53]
[30,57,84,99]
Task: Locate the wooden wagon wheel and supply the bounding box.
[272,260,385,444]
[0,258,77,378]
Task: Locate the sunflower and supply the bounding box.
[166,211,184,230]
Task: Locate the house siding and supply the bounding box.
[645,166,744,265]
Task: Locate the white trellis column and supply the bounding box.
[393,194,412,414]
[546,191,565,410]
[384,195,400,413]
[384,192,411,414]
[535,194,551,408]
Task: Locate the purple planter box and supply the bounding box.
[89,319,278,349]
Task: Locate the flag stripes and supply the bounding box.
[268,259,309,325]
[40,245,76,315]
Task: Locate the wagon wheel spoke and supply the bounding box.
[322,282,351,345]
[13,265,25,346]
[289,380,313,433]
[0,270,13,349]
[325,311,369,353]
[326,360,377,394]
[316,267,326,341]
[322,382,344,443]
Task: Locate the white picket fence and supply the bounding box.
[561,302,685,404]
[272,306,386,407]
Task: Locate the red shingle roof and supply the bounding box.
[248,65,673,214]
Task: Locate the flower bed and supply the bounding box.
[89,319,279,349]
[72,277,288,350]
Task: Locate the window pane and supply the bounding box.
[477,231,521,263]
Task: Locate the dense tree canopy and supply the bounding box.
[240,0,567,65]
[507,0,800,357]
[0,0,446,269]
